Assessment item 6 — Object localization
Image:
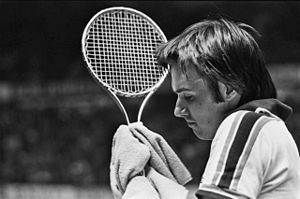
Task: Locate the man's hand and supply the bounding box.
[110,124,151,196]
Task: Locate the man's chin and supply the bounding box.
[192,129,213,141]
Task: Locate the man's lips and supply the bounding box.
[186,120,197,127]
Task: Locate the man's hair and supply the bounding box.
[156,17,276,106]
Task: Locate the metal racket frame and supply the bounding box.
[82,6,169,124]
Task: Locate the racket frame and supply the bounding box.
[82,6,169,124]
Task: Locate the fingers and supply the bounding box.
[128,121,148,131]
[128,121,144,127]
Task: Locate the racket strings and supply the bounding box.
[85,10,167,95]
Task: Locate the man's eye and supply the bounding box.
[184,95,193,101]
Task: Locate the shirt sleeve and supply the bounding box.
[196,110,278,199]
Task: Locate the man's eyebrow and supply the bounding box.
[173,87,191,93]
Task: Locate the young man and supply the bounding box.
[110,17,300,199]
[154,18,300,198]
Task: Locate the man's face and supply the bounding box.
[171,64,227,140]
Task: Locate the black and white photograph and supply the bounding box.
[1,1,300,199]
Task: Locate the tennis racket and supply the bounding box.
[81,6,169,124]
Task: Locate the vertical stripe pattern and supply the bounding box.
[211,111,273,190]
[218,112,262,188]
[230,116,271,189]
[212,111,246,184]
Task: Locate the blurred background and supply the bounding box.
[1,1,300,198]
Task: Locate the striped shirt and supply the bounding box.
[197,108,300,199]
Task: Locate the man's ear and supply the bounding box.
[218,81,241,104]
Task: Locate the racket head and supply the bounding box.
[82,6,169,98]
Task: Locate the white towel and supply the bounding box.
[129,122,192,185]
[122,176,160,199]
[122,167,189,199]
[110,124,150,198]
[110,122,192,199]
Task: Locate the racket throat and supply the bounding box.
[109,88,155,124]
[109,89,130,124]
[137,90,155,122]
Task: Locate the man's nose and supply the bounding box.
[174,99,188,118]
